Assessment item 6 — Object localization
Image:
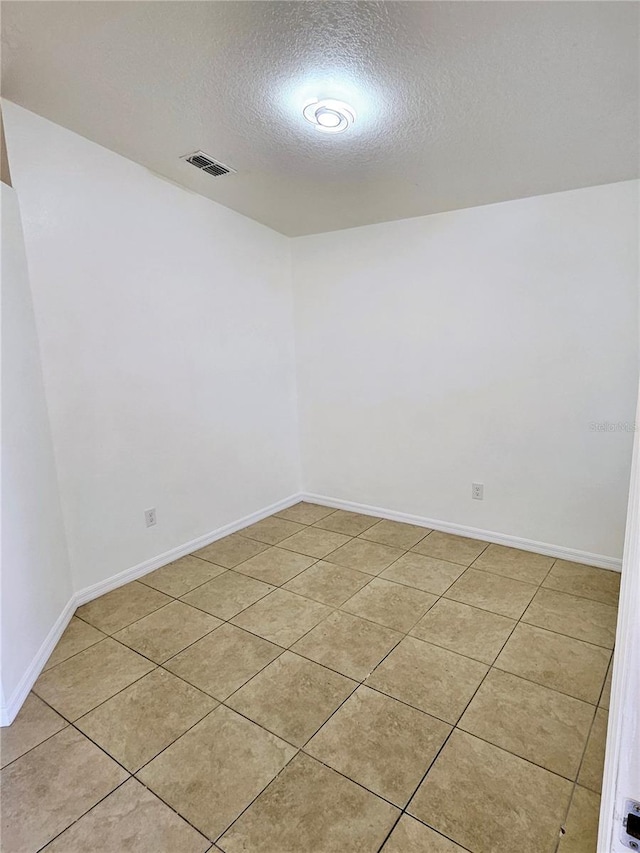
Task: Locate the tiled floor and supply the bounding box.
[1,502,619,853]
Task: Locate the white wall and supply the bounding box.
[3,101,300,592]
[1,181,73,716]
[292,181,639,561]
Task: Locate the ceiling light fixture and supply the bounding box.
[302,99,356,134]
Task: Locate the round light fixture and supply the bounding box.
[303,99,356,134]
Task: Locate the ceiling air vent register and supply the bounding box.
[181,151,236,177]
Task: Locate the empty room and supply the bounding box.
[1,2,639,852]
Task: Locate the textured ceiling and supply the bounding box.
[2,1,639,236]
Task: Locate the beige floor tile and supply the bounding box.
[227,651,356,746]
[231,589,332,646]
[232,546,315,585]
[42,778,211,852]
[75,582,172,634]
[181,570,274,620]
[523,588,618,648]
[471,543,554,585]
[193,534,269,568]
[494,622,611,704]
[578,708,608,793]
[381,552,466,595]
[76,668,216,771]
[278,527,351,558]
[325,538,405,575]
[459,669,594,779]
[43,617,106,671]
[114,601,221,663]
[1,694,67,768]
[558,785,600,853]
[164,623,282,700]
[410,730,572,853]
[360,519,430,550]
[314,509,380,536]
[292,611,402,680]
[276,501,335,524]
[138,705,296,841]
[412,531,489,567]
[139,555,226,598]
[366,637,488,723]
[382,816,467,852]
[1,727,127,853]
[33,638,154,720]
[444,568,537,619]
[543,560,621,607]
[283,560,371,606]
[218,752,398,853]
[600,658,613,709]
[241,516,305,544]
[306,686,450,806]
[411,598,515,664]
[341,577,437,633]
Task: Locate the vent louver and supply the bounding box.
[181,151,235,177]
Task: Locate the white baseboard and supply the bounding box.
[0,492,302,726]
[0,596,77,726]
[302,492,623,572]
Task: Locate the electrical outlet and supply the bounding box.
[144,508,157,527]
[472,483,484,500]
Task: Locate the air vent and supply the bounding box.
[181,151,236,177]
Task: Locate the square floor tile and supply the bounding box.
[292,611,402,681]
[341,578,436,633]
[43,617,106,671]
[542,560,621,607]
[366,636,488,723]
[314,509,380,536]
[382,816,467,852]
[600,659,613,709]
[1,694,66,768]
[139,555,226,598]
[471,544,554,585]
[41,778,211,853]
[218,752,398,853]
[164,623,282,700]
[138,705,296,841]
[278,527,350,559]
[283,560,371,607]
[76,582,172,634]
[360,519,430,550]
[33,638,155,720]
[410,598,515,664]
[241,516,305,545]
[181,571,274,620]
[231,589,332,646]
[381,552,465,595]
[411,531,489,567]
[444,568,537,619]
[193,534,269,568]
[306,685,450,806]
[76,668,217,771]
[1,727,127,853]
[578,708,608,793]
[459,669,594,779]
[409,730,572,853]
[276,502,335,524]
[227,651,356,746]
[326,538,405,575]
[233,547,315,585]
[494,622,611,704]
[114,601,221,663]
[558,785,600,853]
[522,588,617,648]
